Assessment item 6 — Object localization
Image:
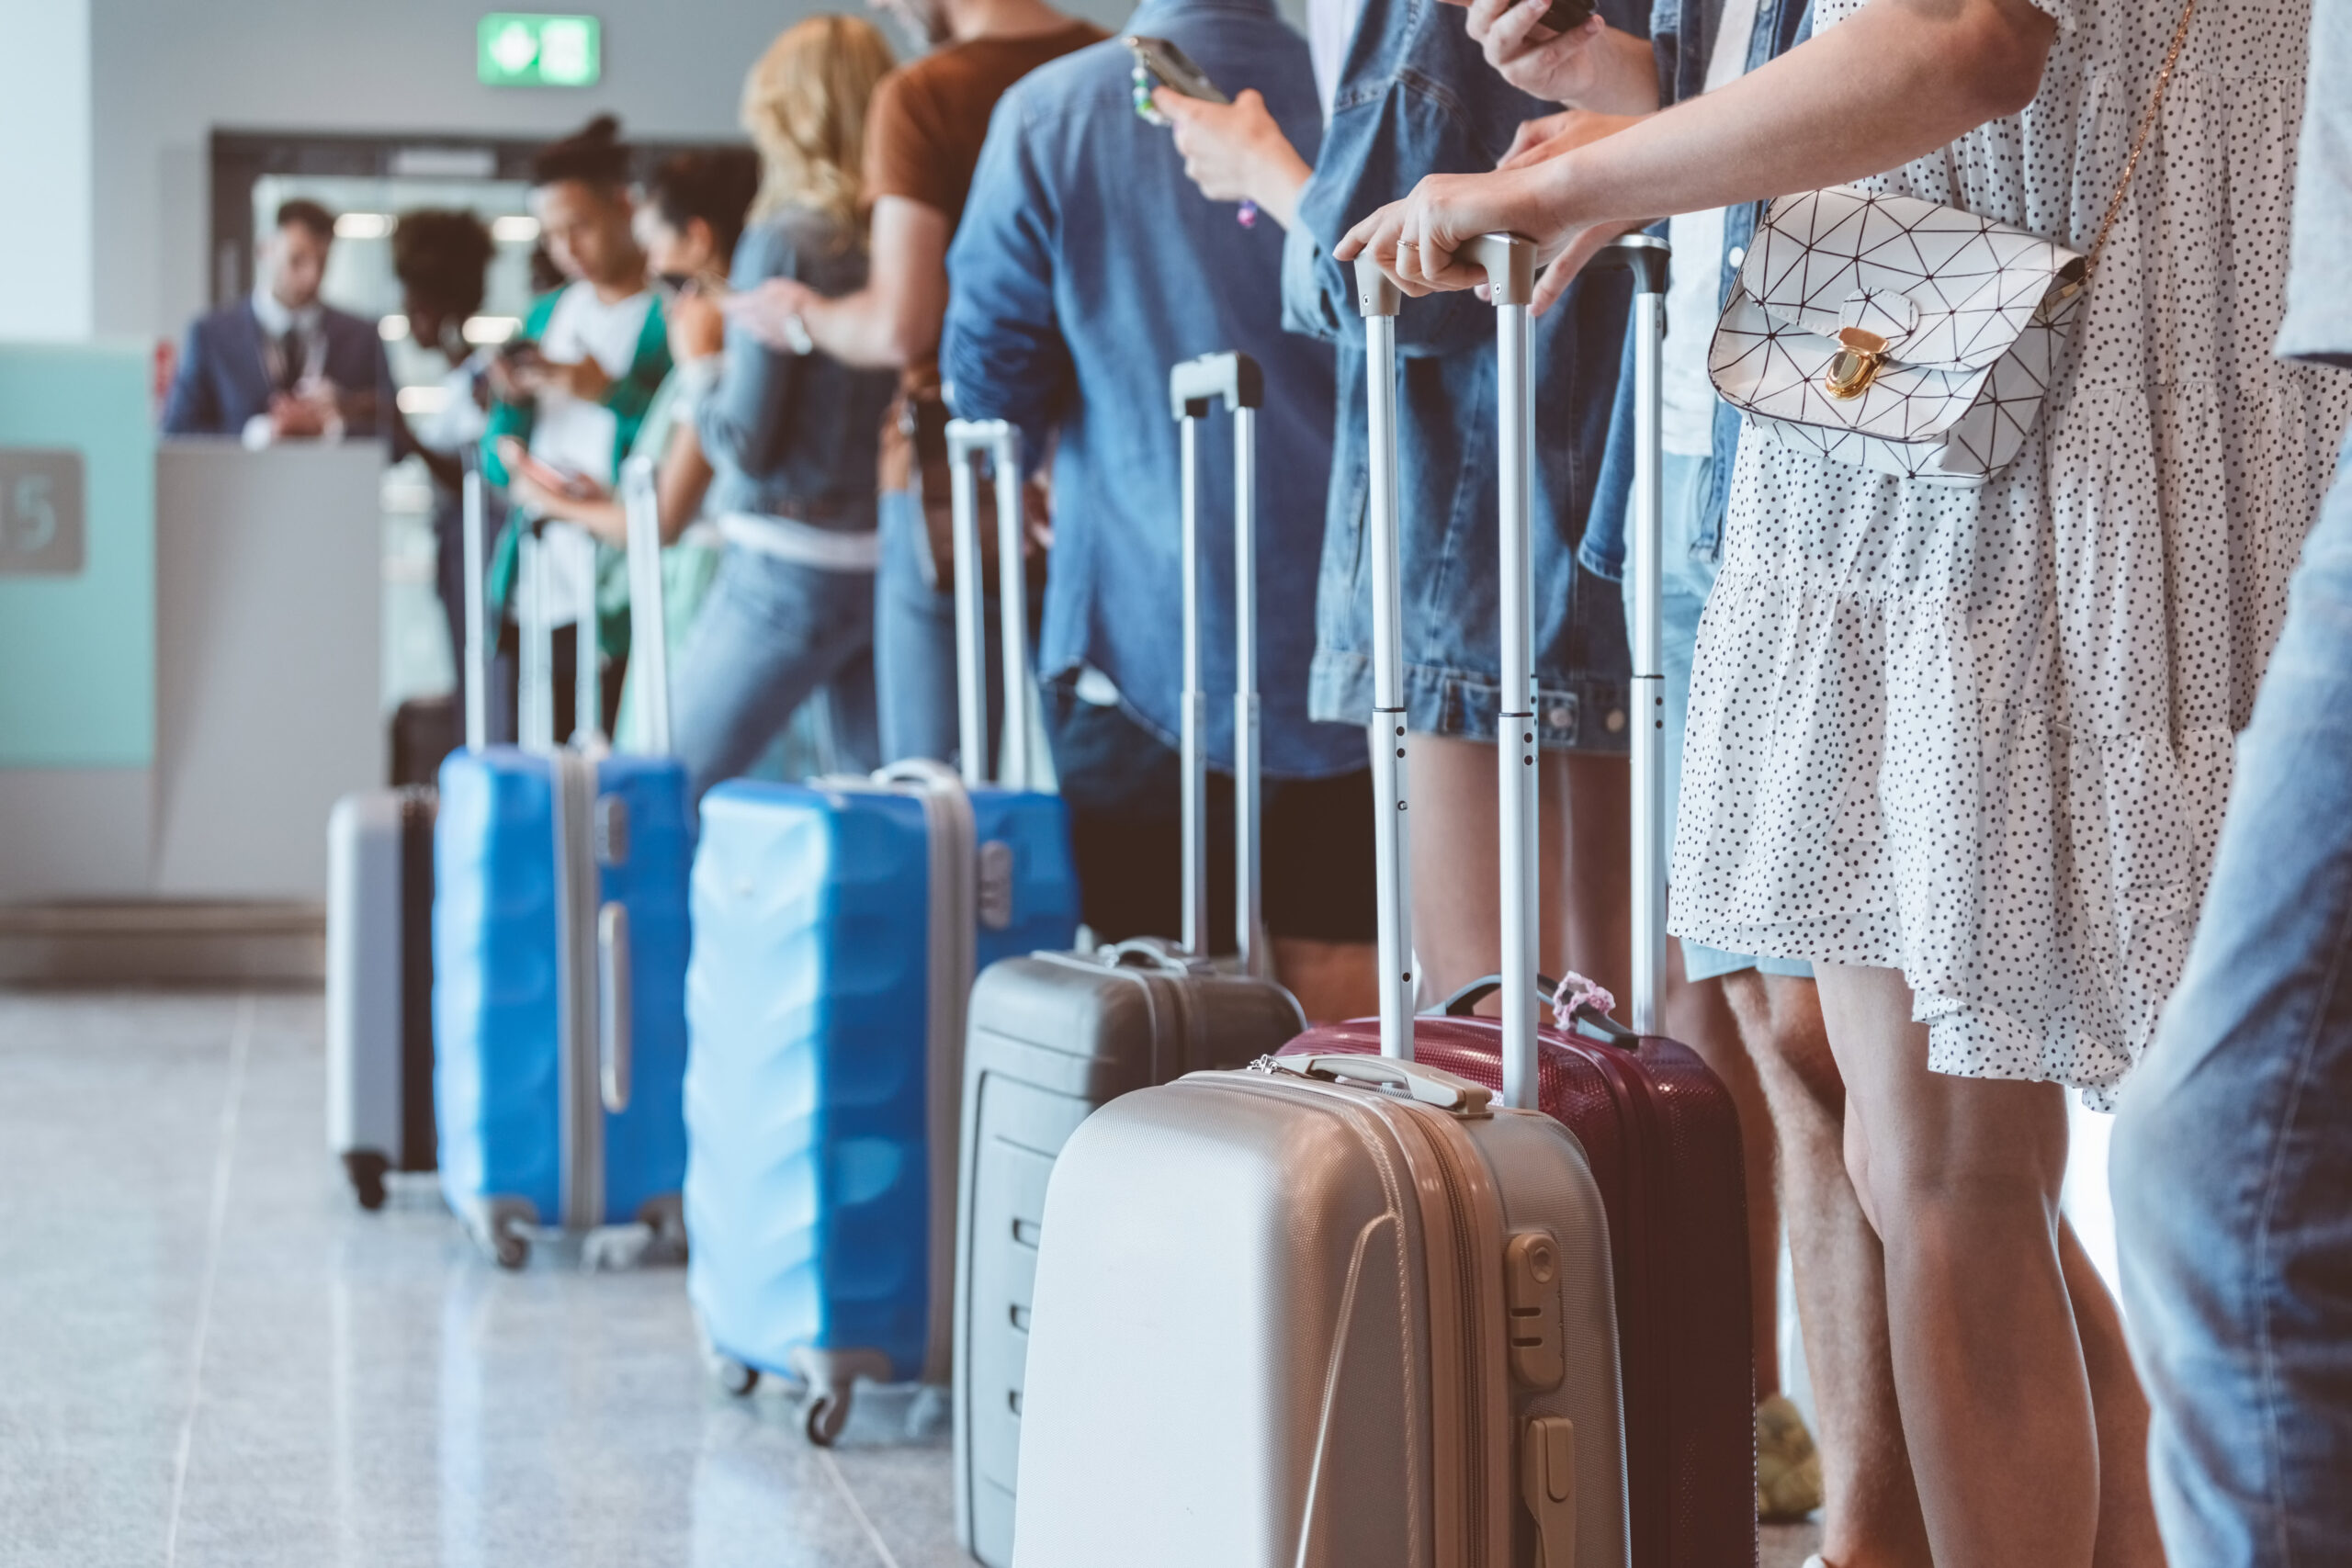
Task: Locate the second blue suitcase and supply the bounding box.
[684,421,1080,1443]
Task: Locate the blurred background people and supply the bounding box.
[650,18,901,799]
[505,145,759,760]
[480,114,670,744]
[725,0,1103,770]
[944,3,1375,1015]
[161,197,390,444]
[389,207,500,682]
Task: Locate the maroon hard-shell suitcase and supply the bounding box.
[1283,236,1756,1568]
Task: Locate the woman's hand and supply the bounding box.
[723,276,821,352]
[1452,0,1662,114]
[1336,164,1570,297]
[1154,88,1313,231]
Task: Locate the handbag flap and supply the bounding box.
[1739,186,2082,373]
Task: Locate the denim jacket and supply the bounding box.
[1281,0,1648,749]
[942,0,1363,778]
[1581,0,1812,580]
[698,208,899,531]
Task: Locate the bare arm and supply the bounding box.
[653,425,713,546]
[723,197,952,370]
[1341,0,2056,300]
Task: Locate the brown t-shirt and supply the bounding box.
[864,24,1108,236]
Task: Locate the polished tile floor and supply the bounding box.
[0,989,1824,1568]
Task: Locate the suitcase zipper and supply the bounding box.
[1408,1100,1496,1568]
[1251,1058,1501,1567]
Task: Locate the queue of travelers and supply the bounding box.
[160,0,2352,1562]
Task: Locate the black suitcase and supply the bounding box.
[949,355,1309,1564]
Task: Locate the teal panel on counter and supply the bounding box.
[0,343,154,767]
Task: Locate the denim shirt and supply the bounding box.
[1279,0,1646,741]
[1581,0,1812,580]
[698,208,899,531]
[942,0,1363,778]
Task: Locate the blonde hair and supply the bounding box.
[741,16,897,232]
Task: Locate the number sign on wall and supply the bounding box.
[0,449,84,575]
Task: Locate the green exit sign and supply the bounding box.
[479,13,601,86]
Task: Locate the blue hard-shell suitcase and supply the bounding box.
[684,421,1079,1444]
[434,458,695,1268]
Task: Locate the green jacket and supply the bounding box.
[481,287,672,655]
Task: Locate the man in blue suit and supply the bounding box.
[161,198,390,443]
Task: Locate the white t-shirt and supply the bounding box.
[1659,0,1762,457]
[526,281,654,629]
[1308,0,1368,120]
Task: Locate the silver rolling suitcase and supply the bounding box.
[326,458,493,1207]
[1010,241,1640,1568]
[951,358,1308,1566]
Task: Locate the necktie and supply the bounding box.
[277,328,307,393]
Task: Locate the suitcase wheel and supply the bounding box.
[712,1356,759,1399]
[492,1216,531,1270]
[803,1391,849,1447]
[342,1151,390,1212]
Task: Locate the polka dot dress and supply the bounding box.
[1670,0,2352,1106]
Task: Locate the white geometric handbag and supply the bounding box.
[1704,188,2086,487]
[1705,0,2196,487]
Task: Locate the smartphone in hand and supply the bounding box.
[1536,0,1597,35]
[1125,36,1229,126]
[497,436,601,501]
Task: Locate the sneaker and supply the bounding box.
[1757,1393,1824,1520]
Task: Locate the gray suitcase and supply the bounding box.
[950,357,1308,1566]
[325,459,492,1207]
[1009,240,1652,1568]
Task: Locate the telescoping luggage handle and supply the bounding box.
[1353,233,1669,1109]
[943,420,1040,790]
[514,456,674,757]
[1169,351,1270,976]
[461,447,491,751]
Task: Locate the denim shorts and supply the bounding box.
[1639,451,1812,986]
[1309,469,1632,754]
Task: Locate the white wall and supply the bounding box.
[88,0,1148,344]
[0,0,94,339]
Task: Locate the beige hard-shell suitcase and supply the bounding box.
[1009,240,1631,1568]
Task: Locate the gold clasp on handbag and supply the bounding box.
[1824,327,1889,400]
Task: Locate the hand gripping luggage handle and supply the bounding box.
[1355,257,1415,1061]
[596,901,631,1112]
[619,455,673,756]
[1169,351,1268,973]
[460,446,491,752]
[1594,234,1672,1037]
[943,419,1035,789]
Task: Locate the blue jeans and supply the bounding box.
[1634,453,1813,986]
[873,487,1007,770]
[669,545,877,802]
[2112,433,2352,1567]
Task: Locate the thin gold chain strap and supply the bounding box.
[2084,0,2199,275]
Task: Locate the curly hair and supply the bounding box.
[741,17,896,232]
[390,209,495,322]
[530,112,629,189]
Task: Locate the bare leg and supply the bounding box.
[1272,936,1378,1024]
[1663,941,1781,1399]
[1726,972,1932,1568]
[1817,962,2097,1568]
[1406,735,1630,1005]
[2063,1225,2163,1568]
